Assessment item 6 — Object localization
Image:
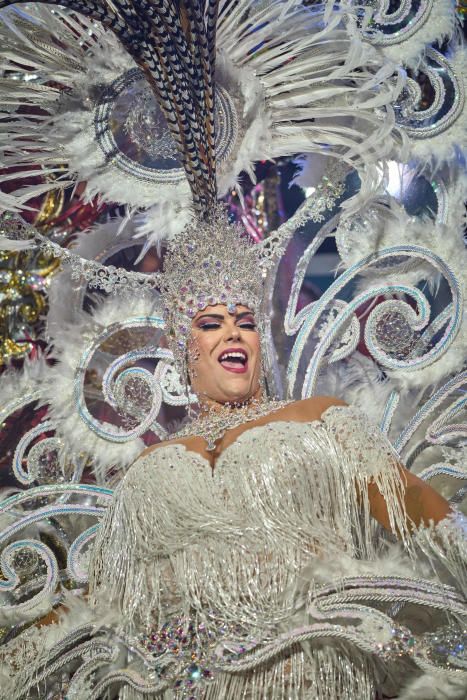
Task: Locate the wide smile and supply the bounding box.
[218,347,249,374]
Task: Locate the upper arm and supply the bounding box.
[298,400,451,534]
[368,462,451,534]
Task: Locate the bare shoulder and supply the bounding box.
[278,395,347,424]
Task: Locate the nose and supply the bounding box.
[224,318,240,342]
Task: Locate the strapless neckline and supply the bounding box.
[137,405,349,474]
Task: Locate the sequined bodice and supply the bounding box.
[129,415,373,553]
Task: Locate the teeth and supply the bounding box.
[220,351,246,362]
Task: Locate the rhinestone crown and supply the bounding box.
[161,205,264,374]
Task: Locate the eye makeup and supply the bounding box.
[197,321,221,330]
[194,310,257,331]
[195,314,223,330]
[238,316,256,330]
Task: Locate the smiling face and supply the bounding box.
[188,304,262,405]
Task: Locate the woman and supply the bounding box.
[84,213,465,699]
[141,301,450,528]
[0,213,465,700]
[0,1,464,696]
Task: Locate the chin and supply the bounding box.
[219,381,254,404]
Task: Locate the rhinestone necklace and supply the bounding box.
[174,398,290,451]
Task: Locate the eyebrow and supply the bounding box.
[196,311,255,322]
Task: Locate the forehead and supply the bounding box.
[193,304,254,321]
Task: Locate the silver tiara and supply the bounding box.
[161,204,264,373]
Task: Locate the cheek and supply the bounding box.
[251,334,261,362]
[189,333,212,366]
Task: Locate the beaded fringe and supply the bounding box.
[90,408,412,633]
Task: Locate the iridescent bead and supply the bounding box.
[188,664,202,680]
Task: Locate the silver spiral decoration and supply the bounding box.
[0,484,112,623]
[395,371,467,456]
[287,244,461,398]
[74,316,196,445]
[395,49,465,140]
[361,0,435,47]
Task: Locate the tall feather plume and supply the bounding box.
[0,0,218,215]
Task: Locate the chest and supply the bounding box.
[178,410,316,470]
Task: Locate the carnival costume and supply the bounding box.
[0,1,466,699]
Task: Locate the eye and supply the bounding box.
[238,320,257,330]
[198,321,221,331]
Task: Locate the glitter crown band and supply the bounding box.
[161,205,264,373]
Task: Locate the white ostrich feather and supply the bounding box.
[0,235,35,251]
[443,168,467,231]
[0,0,463,226]
[0,354,48,407]
[0,593,55,627]
[0,186,38,214]
[315,352,395,425]
[87,293,160,330]
[46,216,146,340]
[308,539,433,586]
[335,190,467,392]
[398,671,467,700]
[133,198,195,252]
[0,6,148,206]
[215,52,273,194]
[0,1,406,218]
[218,0,405,183]
[338,196,465,290]
[370,0,458,69]
[291,154,332,191]
[314,351,427,443]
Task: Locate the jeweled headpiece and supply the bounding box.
[161,204,264,374]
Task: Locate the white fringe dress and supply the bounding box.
[1,407,466,699]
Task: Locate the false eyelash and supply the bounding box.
[197,320,257,331]
[198,322,221,330]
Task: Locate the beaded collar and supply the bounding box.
[173,398,290,451]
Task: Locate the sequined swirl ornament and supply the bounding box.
[136,616,232,695]
[161,205,264,380]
